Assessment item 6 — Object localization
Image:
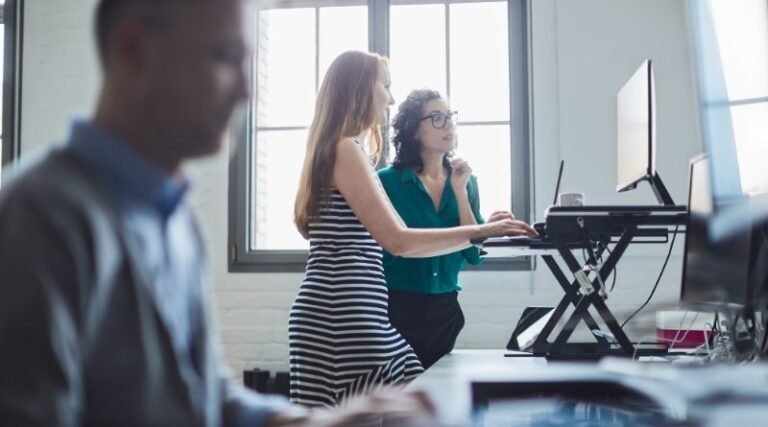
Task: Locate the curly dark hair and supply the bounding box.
[391,89,452,172]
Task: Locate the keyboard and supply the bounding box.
[479,236,559,257]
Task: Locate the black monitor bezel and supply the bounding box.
[680,154,751,313]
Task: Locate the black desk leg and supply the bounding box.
[546,229,638,355]
[592,231,636,353]
[535,255,607,353]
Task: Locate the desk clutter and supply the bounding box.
[472,357,768,427]
[483,155,768,362]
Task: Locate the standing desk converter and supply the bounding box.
[484,205,687,358]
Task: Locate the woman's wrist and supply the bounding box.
[452,182,468,196]
[469,223,487,242]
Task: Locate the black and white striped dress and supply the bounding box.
[289,189,424,408]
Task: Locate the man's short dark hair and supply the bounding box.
[95,0,178,62]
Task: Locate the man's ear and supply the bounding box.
[109,18,149,78]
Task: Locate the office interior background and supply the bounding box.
[1,0,764,376]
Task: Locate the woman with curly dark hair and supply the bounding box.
[378,89,525,368]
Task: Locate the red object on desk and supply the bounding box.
[656,328,713,349]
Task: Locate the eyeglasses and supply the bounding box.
[420,111,458,129]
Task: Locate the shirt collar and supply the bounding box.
[400,167,420,184]
[399,166,453,183]
[67,120,189,218]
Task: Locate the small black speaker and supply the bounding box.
[274,371,290,397]
[243,368,270,393]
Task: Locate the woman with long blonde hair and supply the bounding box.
[290,51,536,408]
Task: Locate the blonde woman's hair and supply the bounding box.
[294,50,388,237]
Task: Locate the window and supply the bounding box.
[230,0,531,272]
[390,1,513,233]
[251,3,368,252]
[706,0,768,195]
[0,0,6,177]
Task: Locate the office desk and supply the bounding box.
[410,349,768,426]
[408,350,545,423]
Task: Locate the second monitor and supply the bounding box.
[681,155,752,312]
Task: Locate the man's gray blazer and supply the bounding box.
[0,149,285,426]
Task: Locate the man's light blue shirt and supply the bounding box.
[65,120,287,427]
[68,120,201,360]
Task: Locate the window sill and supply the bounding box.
[229,251,533,273]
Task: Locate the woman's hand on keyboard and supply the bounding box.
[479,218,538,238]
[487,210,516,223]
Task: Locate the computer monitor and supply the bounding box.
[616,60,675,206]
[688,0,768,242]
[617,60,654,193]
[680,155,753,312]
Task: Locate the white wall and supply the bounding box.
[17,0,700,374]
[20,0,100,154]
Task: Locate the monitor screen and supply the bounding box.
[688,0,768,241]
[616,59,655,193]
[680,155,752,311]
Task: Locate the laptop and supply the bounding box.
[483,161,563,248]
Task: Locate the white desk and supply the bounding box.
[409,349,768,426]
[408,350,546,423]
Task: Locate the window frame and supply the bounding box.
[0,0,23,171]
[229,0,532,272]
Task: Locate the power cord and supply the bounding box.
[605,244,618,293]
[576,221,611,299]
[621,225,680,328]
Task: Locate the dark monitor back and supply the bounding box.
[681,155,752,311]
[616,59,655,193]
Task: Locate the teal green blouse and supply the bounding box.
[378,166,485,294]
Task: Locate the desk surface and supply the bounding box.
[410,349,768,426]
[409,350,546,423]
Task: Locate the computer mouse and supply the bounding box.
[533,222,546,236]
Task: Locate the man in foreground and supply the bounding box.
[0,0,434,425]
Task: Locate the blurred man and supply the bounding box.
[0,0,434,425]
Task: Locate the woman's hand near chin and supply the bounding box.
[450,158,471,193]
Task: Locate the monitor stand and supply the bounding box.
[649,172,676,206]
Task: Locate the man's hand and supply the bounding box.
[266,388,437,427]
[334,389,437,427]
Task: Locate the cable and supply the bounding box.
[605,245,618,292]
[666,311,690,351]
[594,239,619,295]
[669,312,700,351]
[708,312,719,350]
[621,225,680,329]
[576,221,612,299]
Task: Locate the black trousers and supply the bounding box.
[387,289,465,369]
